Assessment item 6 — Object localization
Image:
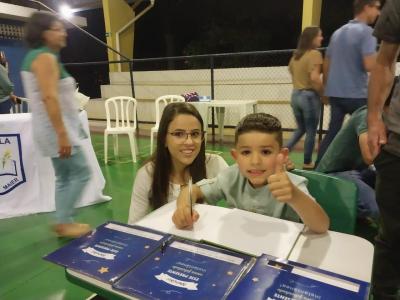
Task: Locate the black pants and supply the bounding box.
[372,150,400,299]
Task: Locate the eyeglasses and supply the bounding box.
[47,27,66,33]
[168,130,205,143]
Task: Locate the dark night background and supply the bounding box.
[66,0,357,59]
[60,0,363,97]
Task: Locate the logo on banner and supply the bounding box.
[0,134,26,195]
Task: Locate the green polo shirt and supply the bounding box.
[316,105,368,173]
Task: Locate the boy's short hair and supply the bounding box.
[235,113,283,146]
[353,0,380,15]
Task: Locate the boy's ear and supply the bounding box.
[230,148,238,161]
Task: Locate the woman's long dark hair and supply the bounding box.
[24,11,61,48]
[149,102,206,210]
[293,26,320,60]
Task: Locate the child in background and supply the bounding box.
[172,113,329,233]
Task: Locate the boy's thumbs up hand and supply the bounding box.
[268,153,294,203]
[274,153,286,174]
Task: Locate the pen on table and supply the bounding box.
[188,177,193,216]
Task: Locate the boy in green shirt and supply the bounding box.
[172,113,329,233]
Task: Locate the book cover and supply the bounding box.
[113,238,253,300]
[227,254,370,300]
[43,222,171,283]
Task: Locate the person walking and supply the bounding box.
[316,0,381,165]
[21,12,92,238]
[286,26,324,169]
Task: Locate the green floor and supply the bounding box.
[0,133,377,300]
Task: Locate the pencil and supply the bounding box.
[188,177,193,216]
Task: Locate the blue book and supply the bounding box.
[113,238,253,300]
[43,222,171,283]
[227,254,370,300]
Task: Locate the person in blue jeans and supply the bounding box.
[21,12,92,238]
[286,27,324,169]
[316,0,381,165]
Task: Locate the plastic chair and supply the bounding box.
[104,96,138,163]
[149,95,185,154]
[291,169,358,234]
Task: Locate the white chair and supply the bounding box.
[104,96,138,163]
[149,95,185,154]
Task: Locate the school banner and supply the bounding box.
[0,113,42,218]
[0,111,110,219]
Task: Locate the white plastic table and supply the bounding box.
[209,100,257,141]
[288,229,374,282]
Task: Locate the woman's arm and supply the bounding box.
[31,53,71,158]
[128,165,153,224]
[310,64,323,96]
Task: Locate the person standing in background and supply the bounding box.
[367,0,400,297]
[0,51,17,114]
[21,12,92,238]
[286,26,324,170]
[316,0,381,165]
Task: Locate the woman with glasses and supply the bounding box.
[20,12,91,238]
[128,102,228,223]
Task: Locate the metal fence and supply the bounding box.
[64,48,328,142]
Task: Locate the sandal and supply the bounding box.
[53,223,91,238]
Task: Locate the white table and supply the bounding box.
[210,100,257,141]
[0,110,111,219]
[136,201,304,257]
[288,230,374,283]
[191,100,258,142]
[189,102,210,144]
[138,202,374,282]
[65,204,374,299]
[66,202,304,300]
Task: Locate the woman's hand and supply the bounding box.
[58,132,71,158]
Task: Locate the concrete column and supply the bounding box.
[102,0,135,72]
[302,0,322,30]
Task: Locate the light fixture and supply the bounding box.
[59,4,73,19]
